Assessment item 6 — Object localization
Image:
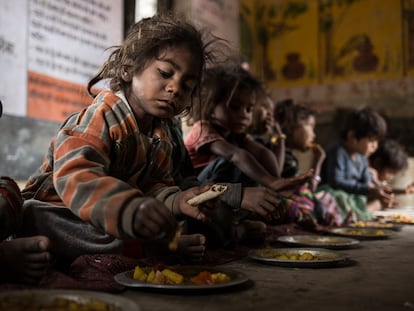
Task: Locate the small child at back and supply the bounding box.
[320,107,389,222]
[272,99,338,227]
[274,99,325,188]
[369,138,414,209]
[248,92,285,178]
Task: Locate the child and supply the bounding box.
[169,117,286,247]
[20,15,220,263]
[248,91,285,178]
[319,107,389,222]
[185,64,312,191]
[274,99,325,190]
[0,100,51,284]
[273,99,336,227]
[368,138,414,209]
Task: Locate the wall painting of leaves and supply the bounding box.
[240,0,319,87]
[403,0,414,75]
[318,0,402,82]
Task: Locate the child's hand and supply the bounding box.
[369,187,396,209]
[269,169,314,192]
[241,187,282,218]
[309,143,326,163]
[405,182,414,194]
[172,186,209,221]
[132,197,177,239]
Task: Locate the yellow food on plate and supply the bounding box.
[390,214,414,223]
[132,265,231,285]
[161,268,184,284]
[350,221,393,228]
[344,229,385,236]
[132,266,148,282]
[274,251,333,261]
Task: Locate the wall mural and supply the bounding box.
[403,0,414,75]
[320,0,402,82]
[240,0,409,87]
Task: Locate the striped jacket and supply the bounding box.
[23,90,180,239]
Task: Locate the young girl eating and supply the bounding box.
[21,15,220,264]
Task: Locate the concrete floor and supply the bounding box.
[120,225,414,311]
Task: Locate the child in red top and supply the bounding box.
[185,64,312,191]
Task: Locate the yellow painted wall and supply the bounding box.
[240,0,412,87]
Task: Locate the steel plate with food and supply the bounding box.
[114,265,248,291]
[0,289,139,311]
[387,214,414,225]
[327,227,395,239]
[349,220,402,231]
[277,234,360,249]
[248,247,348,268]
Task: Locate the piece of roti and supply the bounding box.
[187,184,228,206]
[168,221,184,251]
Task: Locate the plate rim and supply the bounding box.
[327,227,395,239]
[276,234,360,249]
[0,289,140,310]
[114,265,249,291]
[248,247,347,268]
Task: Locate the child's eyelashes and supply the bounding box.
[157,68,195,92]
[158,68,173,78]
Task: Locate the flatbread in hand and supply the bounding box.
[187,184,228,206]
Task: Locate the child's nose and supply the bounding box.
[166,81,179,97]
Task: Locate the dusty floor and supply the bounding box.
[120,225,414,311]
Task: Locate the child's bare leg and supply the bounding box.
[0,235,51,284]
[177,234,206,262]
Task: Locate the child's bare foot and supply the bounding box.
[235,220,267,244]
[177,234,206,262]
[0,236,51,284]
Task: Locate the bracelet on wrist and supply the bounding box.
[313,175,321,182]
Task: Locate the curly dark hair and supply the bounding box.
[87,14,221,113]
[369,139,408,172]
[191,63,264,122]
[274,98,315,134]
[339,107,387,140]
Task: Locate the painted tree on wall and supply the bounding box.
[403,0,414,74]
[240,0,308,81]
[318,0,361,77]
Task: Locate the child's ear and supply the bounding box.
[121,70,132,82]
[347,130,356,142]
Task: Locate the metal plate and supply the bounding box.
[114,265,249,292]
[0,289,139,311]
[387,215,414,225]
[373,209,414,225]
[249,247,347,268]
[277,234,360,249]
[327,227,395,239]
[348,221,403,231]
